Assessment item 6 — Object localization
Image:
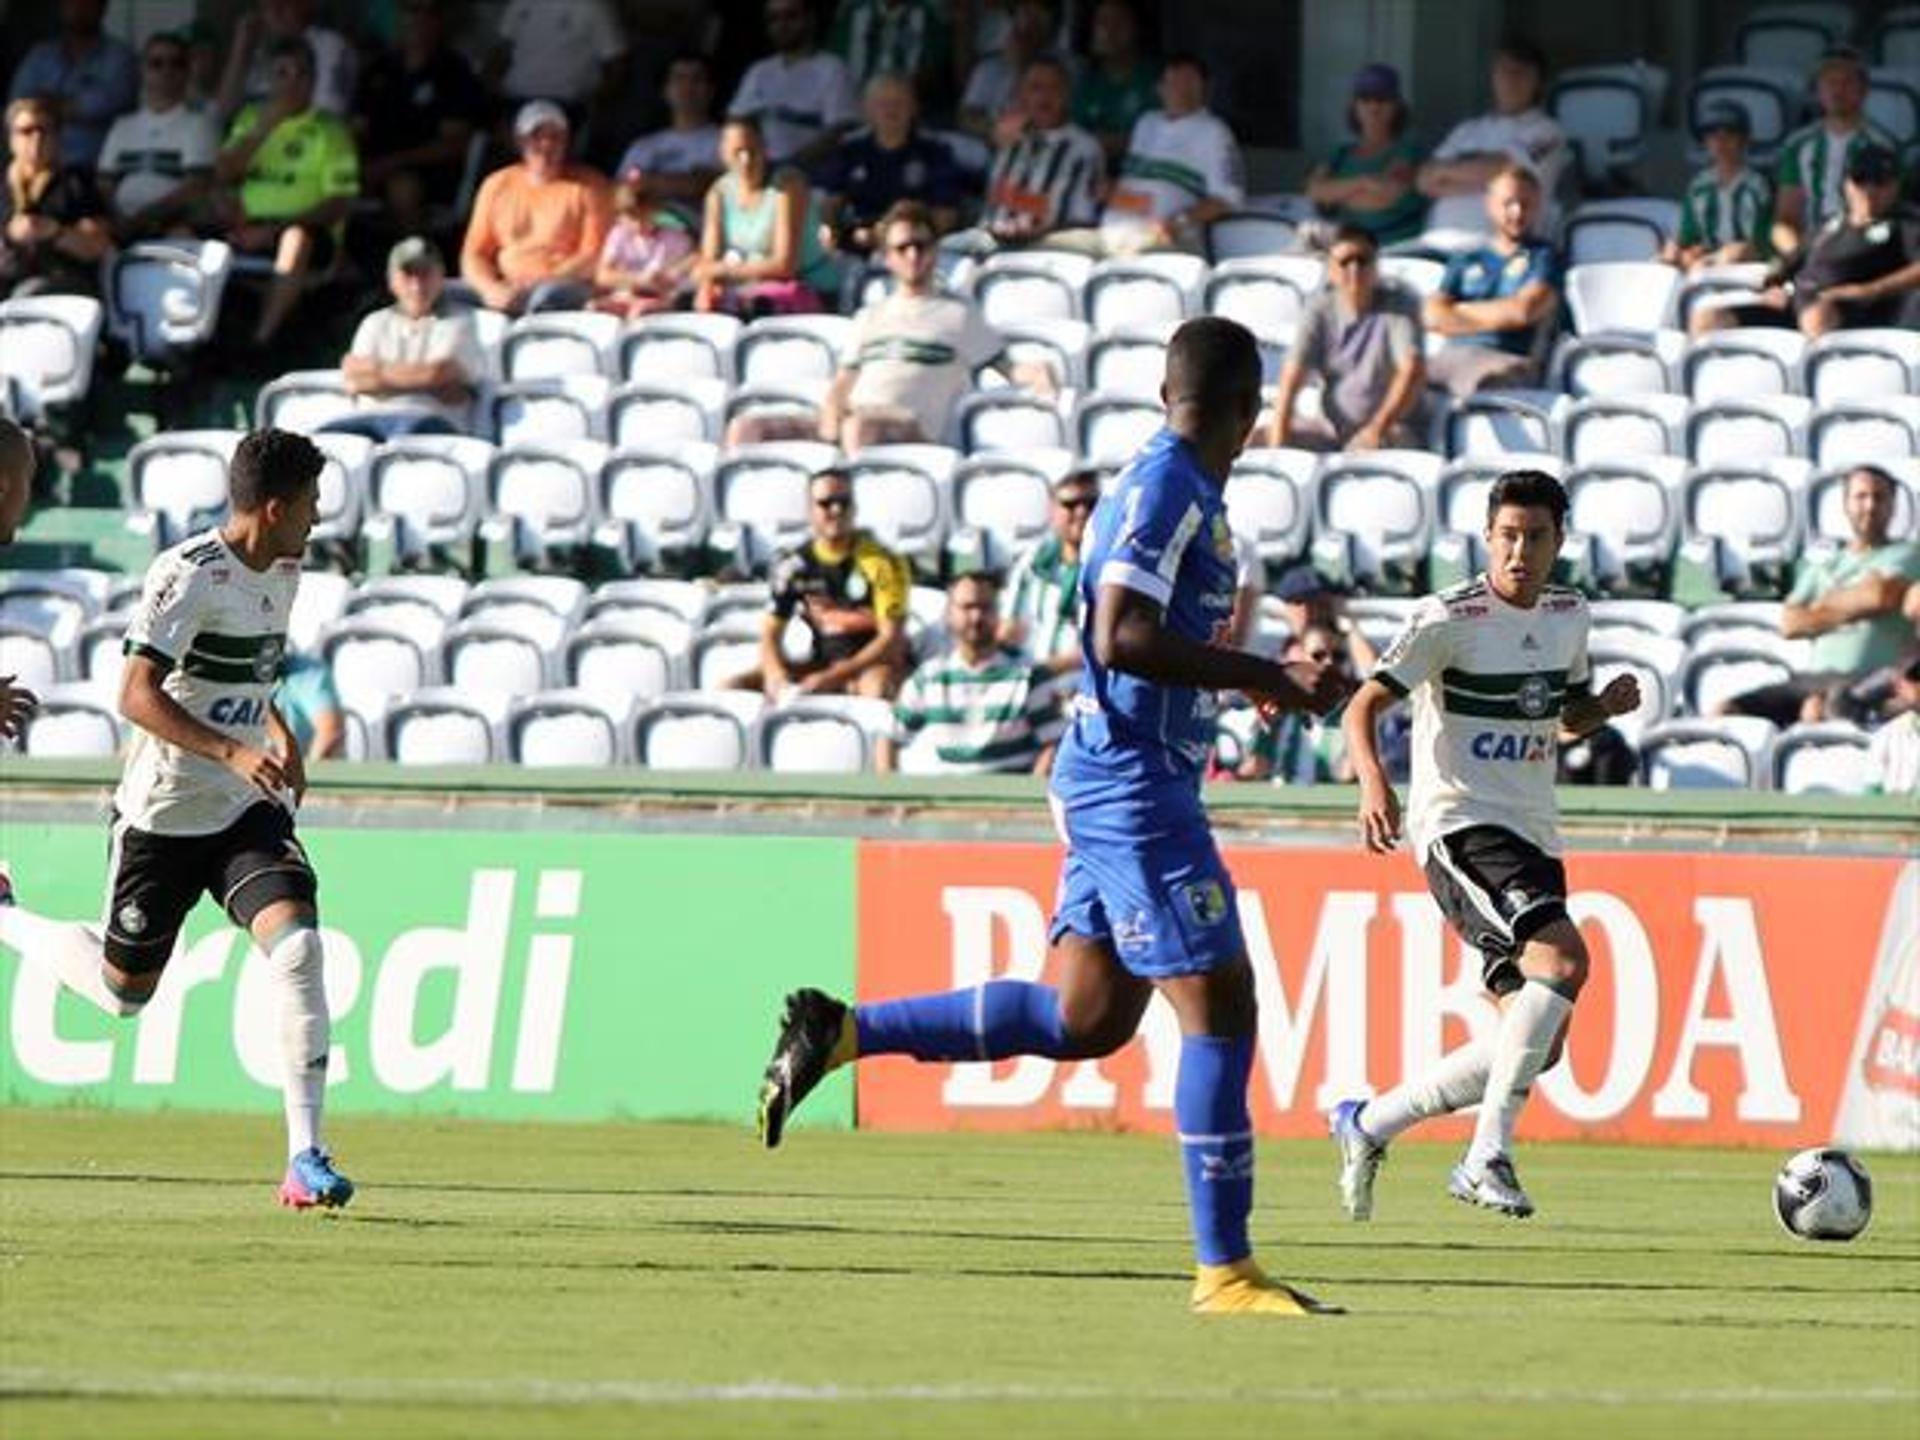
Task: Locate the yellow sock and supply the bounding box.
[827,1010,858,1071]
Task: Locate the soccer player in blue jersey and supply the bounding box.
[758,316,1351,1316]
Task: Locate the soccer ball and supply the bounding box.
[1773,1148,1873,1242]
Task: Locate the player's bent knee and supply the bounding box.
[1521,918,1589,996]
[102,967,157,1016]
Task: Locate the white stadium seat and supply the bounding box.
[1684,394,1811,466]
[1206,212,1299,262]
[757,696,878,773]
[1225,448,1318,571]
[103,239,233,365]
[1803,329,1920,404]
[1772,722,1874,796]
[20,684,122,758]
[994,318,1091,394]
[0,625,62,689]
[947,453,1065,571]
[443,614,562,697]
[1311,449,1441,594]
[608,377,726,448]
[1204,257,1324,344]
[688,628,764,691]
[482,439,607,569]
[709,449,816,574]
[956,391,1070,454]
[567,621,682,702]
[253,368,358,432]
[0,294,103,417]
[733,315,852,388]
[1867,66,1920,144]
[464,575,590,628]
[507,690,629,767]
[1588,632,1685,748]
[970,253,1092,327]
[286,569,353,656]
[127,428,243,548]
[487,373,610,446]
[1676,459,1810,599]
[1808,397,1920,471]
[363,435,494,567]
[321,621,439,720]
[500,310,620,381]
[1566,262,1680,336]
[1549,331,1682,399]
[1686,67,1802,164]
[1679,642,1796,717]
[1675,262,1772,329]
[1086,330,1175,402]
[1562,204,1666,264]
[1884,9,1920,67]
[382,689,505,764]
[1564,455,1686,595]
[1075,393,1163,466]
[846,456,947,569]
[77,615,128,690]
[595,444,714,572]
[308,430,374,553]
[1738,9,1849,70]
[618,312,740,384]
[1559,394,1688,464]
[1551,70,1656,187]
[1082,254,1206,335]
[1681,330,1806,402]
[633,693,758,769]
[1640,717,1778,789]
[1440,390,1562,459]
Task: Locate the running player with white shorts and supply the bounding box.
[1333,469,1639,1220]
[0,429,352,1209]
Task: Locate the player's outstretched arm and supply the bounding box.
[120,655,288,799]
[1343,677,1403,854]
[1093,585,1348,715]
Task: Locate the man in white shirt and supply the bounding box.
[216,0,356,119]
[1867,659,1920,796]
[490,0,628,134]
[327,236,485,440]
[615,53,722,208]
[1099,53,1244,256]
[1416,37,1568,245]
[729,0,858,169]
[97,30,219,239]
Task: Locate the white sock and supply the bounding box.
[268,927,330,1159]
[1466,980,1573,1171]
[0,904,145,1018]
[1360,1039,1493,1145]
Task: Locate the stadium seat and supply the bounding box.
[382,688,504,764]
[1438,390,1563,460]
[856,442,960,487]
[1562,204,1666,265]
[1548,330,1682,399]
[1087,329,1176,402]
[500,310,620,382]
[307,430,374,557]
[956,391,1070,454]
[757,696,881,773]
[351,572,470,621]
[1550,70,1654,188]
[77,614,128,690]
[1884,7,1920,65]
[1589,597,1686,639]
[1804,459,1918,549]
[321,620,440,719]
[443,615,561,697]
[0,573,97,656]
[1681,330,1806,403]
[1685,67,1803,165]
[632,693,758,769]
[1565,262,1680,336]
[1205,211,1299,262]
[1679,641,1796,716]
[574,596,696,663]
[566,620,683,701]
[1673,458,1810,603]
[1679,602,1797,661]
[1559,394,1688,464]
[1587,632,1685,747]
[1640,716,1777,788]
[586,577,710,628]
[1684,394,1811,465]
[608,377,727,448]
[845,455,947,571]
[947,452,1068,571]
[254,369,358,432]
[1738,6,1851,69]
[287,569,352,655]
[1803,328,1920,405]
[102,239,233,365]
[1867,66,1920,145]
[1225,448,1318,573]
[688,625,765,691]
[507,689,630,766]
[1203,257,1324,345]
[993,318,1092,394]
[1564,455,1687,595]
[709,449,817,574]
[1311,449,1441,594]
[1376,256,1446,303]
[733,315,852,388]
[0,625,61,689]
[19,683,122,758]
[1808,397,1920,470]
[0,294,103,417]
[127,428,244,548]
[970,252,1093,327]
[362,435,493,572]
[1429,452,1565,587]
[1075,393,1163,466]
[1772,721,1874,795]
[618,312,741,384]
[481,439,606,573]
[464,574,589,629]
[487,374,610,446]
[1082,255,1206,336]
[593,444,714,572]
[704,581,773,630]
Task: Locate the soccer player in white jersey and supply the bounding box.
[1333,470,1638,1219]
[0,429,353,1209]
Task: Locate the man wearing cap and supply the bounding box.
[1774,47,1900,259]
[328,237,485,441]
[1306,63,1426,248]
[1001,468,1099,676]
[1695,144,1920,337]
[459,100,612,315]
[1663,103,1771,271]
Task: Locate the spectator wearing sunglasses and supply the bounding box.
[1236,625,1353,784]
[0,96,111,299]
[96,31,220,241]
[1002,469,1100,676]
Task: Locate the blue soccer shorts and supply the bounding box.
[1046,776,1246,978]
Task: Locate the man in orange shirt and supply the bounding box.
[458,99,612,313]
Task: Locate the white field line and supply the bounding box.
[1,1370,1914,1408]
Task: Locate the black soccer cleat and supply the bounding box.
[757,988,851,1150]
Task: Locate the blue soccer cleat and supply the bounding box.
[1329,1098,1386,1222]
[279,1147,355,1210]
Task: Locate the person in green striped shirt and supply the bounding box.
[880,571,1064,775]
[1772,47,1899,260]
[1663,104,1771,271]
[999,468,1098,676]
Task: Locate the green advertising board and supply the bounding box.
[0,821,856,1127]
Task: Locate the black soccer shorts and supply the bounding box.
[1423,824,1569,997]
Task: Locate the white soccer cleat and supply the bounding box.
[1328,1098,1386,1222]
[1449,1154,1534,1218]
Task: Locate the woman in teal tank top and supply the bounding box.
[1306,63,1427,246]
[695,116,839,314]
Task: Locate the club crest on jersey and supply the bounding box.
[1516,674,1554,718]
[253,636,285,682]
[1180,879,1231,928]
[846,571,869,602]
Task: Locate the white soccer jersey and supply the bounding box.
[1102,108,1245,245]
[1374,576,1591,864]
[116,531,300,837]
[96,104,218,217]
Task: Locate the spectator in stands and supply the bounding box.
[1694,145,1919,338]
[1423,164,1559,397]
[0,415,34,545]
[1073,0,1157,167]
[459,100,612,315]
[1866,657,1920,795]
[331,236,484,440]
[959,0,1058,141]
[96,31,219,242]
[816,73,962,256]
[729,0,858,170]
[1,96,111,299]
[1772,46,1899,261]
[694,115,838,316]
[977,57,1104,248]
[1306,63,1426,247]
[487,0,628,142]
[746,467,911,701]
[1271,564,1379,676]
[879,571,1063,774]
[1001,467,1098,675]
[1097,52,1242,257]
[1723,466,1920,727]
[7,0,137,170]
[1415,36,1567,244]
[1237,626,1351,784]
[831,0,952,109]
[353,0,487,238]
[614,53,722,209]
[216,0,356,120]
[276,649,343,760]
[214,36,358,346]
[590,177,694,317]
[1269,224,1425,452]
[1661,103,1770,272]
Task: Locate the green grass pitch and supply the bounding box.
[1,1107,1915,1439]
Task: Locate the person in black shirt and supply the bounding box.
[352,0,486,235]
[815,71,961,255]
[1,96,111,298]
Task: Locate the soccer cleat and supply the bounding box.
[756,987,854,1150]
[1328,1098,1386,1222]
[1191,1260,1344,1316]
[1448,1154,1534,1218]
[279,1147,355,1210]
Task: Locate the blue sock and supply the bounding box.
[1176,1034,1256,1267]
[855,980,1069,1062]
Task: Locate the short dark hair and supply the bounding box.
[1328,223,1379,256]
[666,50,711,78]
[879,198,934,239]
[144,30,188,57]
[1848,464,1898,496]
[809,466,852,493]
[1495,34,1548,77]
[1162,51,1208,82]
[1164,316,1262,408]
[1486,468,1568,529]
[268,35,316,76]
[229,428,322,512]
[1021,54,1072,87]
[950,570,1000,597]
